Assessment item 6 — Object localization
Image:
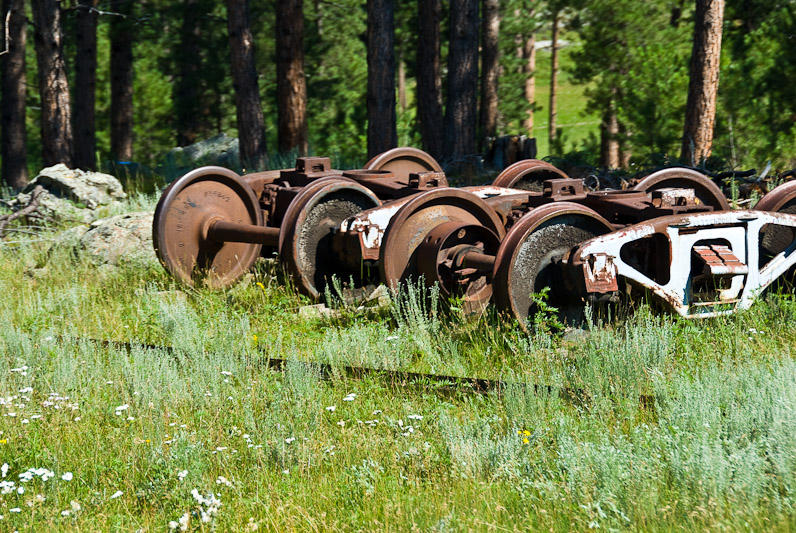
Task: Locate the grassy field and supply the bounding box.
[529,46,600,158]
[0,194,795,530]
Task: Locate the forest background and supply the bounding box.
[0,0,794,189]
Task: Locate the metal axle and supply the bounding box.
[457,250,497,271]
[206,220,280,247]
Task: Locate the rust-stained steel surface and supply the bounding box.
[568,210,796,318]
[153,150,796,326]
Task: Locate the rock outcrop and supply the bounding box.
[11,164,126,222]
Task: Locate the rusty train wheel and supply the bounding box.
[416,221,501,313]
[365,147,442,180]
[280,177,381,299]
[379,189,505,291]
[492,203,613,330]
[755,180,796,278]
[632,167,730,211]
[491,159,569,191]
[153,167,263,289]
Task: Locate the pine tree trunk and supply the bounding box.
[416,0,443,159]
[523,33,535,135]
[681,0,724,164]
[73,0,98,170]
[1,0,28,188]
[478,0,499,150]
[110,0,134,161]
[548,8,559,147]
[366,0,397,159]
[32,0,73,167]
[227,0,268,170]
[599,97,620,168]
[276,0,308,155]
[174,0,202,146]
[398,58,406,111]
[444,0,479,159]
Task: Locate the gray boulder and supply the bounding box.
[12,164,126,222]
[54,212,156,267]
[159,133,241,182]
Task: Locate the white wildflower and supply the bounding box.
[110,490,123,499]
[61,472,73,481]
[325,405,336,412]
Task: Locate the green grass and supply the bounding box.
[531,46,600,158]
[0,196,794,530]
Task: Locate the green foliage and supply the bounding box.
[569,0,691,159]
[11,0,795,180]
[715,1,796,168]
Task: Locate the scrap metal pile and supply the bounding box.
[153,147,796,328]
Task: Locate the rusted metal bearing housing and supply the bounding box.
[379,189,505,301]
[416,221,501,312]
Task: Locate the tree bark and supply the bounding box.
[398,57,406,111]
[478,0,499,150]
[599,97,620,168]
[73,0,98,170]
[110,0,134,161]
[174,0,202,146]
[227,0,268,170]
[31,0,73,167]
[444,0,479,159]
[416,0,443,159]
[1,0,28,188]
[681,0,724,164]
[548,8,559,147]
[276,0,308,155]
[523,33,535,135]
[366,0,397,159]
[619,123,631,168]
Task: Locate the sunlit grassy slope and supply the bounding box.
[0,196,794,530]
[531,46,600,157]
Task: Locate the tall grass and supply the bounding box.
[0,195,793,530]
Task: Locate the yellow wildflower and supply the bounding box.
[253,334,258,342]
[0,438,6,444]
[523,438,530,444]
[523,430,531,436]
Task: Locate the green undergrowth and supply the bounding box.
[0,198,794,530]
